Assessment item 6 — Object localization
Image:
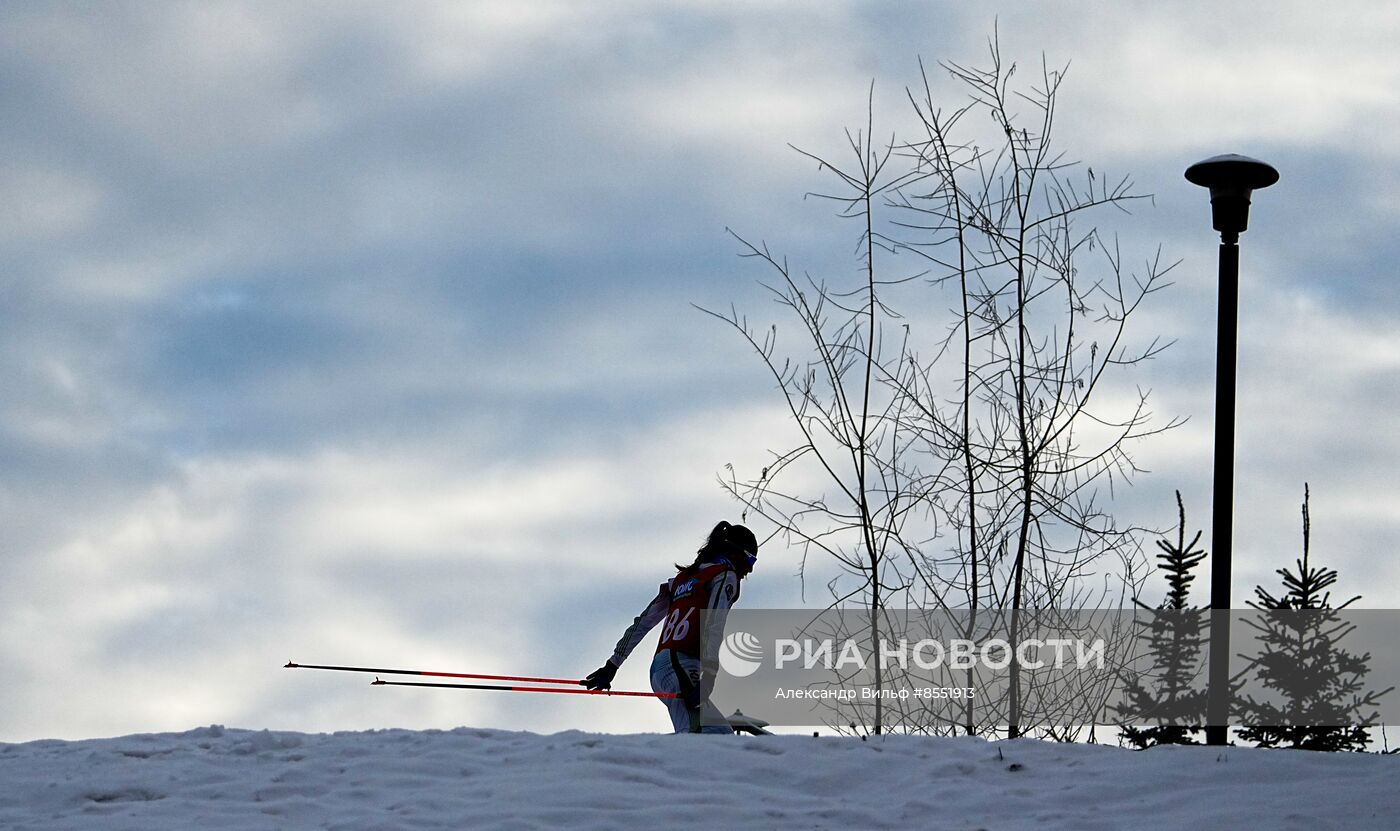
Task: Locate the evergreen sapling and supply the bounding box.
[1117,491,1209,748]
[1237,485,1391,752]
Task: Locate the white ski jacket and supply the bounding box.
[608,559,740,674]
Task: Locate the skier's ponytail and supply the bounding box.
[676,520,757,574]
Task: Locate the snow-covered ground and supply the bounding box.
[2,726,1396,830]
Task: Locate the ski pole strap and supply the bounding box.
[371,678,678,698]
[285,661,584,687]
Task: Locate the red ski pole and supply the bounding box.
[370,678,677,698]
[285,661,677,698]
[285,661,584,686]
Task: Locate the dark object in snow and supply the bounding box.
[728,710,772,736]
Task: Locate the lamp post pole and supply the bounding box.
[1185,154,1279,747]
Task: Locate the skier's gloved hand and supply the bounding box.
[581,661,617,691]
[682,669,707,710]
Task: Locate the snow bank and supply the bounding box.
[2,725,1395,829]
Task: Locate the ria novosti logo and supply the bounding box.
[719,631,764,677]
[718,631,1106,674]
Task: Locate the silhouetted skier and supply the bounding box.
[582,521,758,733]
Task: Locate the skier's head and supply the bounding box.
[693,520,758,577]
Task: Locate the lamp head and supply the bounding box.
[1185,154,1279,240]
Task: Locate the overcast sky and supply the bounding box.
[3,1,1398,742]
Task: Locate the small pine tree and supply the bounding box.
[1237,485,1391,752]
[1117,492,1209,748]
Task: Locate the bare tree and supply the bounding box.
[702,86,942,734]
[890,37,1177,737]
[707,36,1176,737]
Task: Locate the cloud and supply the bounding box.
[973,1,1400,160]
[0,397,795,739]
[1,2,1397,741]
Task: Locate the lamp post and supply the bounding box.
[1185,153,1279,747]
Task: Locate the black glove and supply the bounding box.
[682,668,707,710]
[581,661,617,691]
